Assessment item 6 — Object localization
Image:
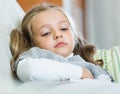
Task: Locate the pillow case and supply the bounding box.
[0,0,25,30]
[0,0,25,92]
[94,46,120,83]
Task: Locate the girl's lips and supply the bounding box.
[54,42,67,48]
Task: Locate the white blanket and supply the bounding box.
[2,79,120,94]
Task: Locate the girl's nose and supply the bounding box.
[53,31,62,40]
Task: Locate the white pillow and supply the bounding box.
[0,28,21,92]
[0,0,25,30]
[0,0,25,92]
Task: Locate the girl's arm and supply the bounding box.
[17,58,93,82]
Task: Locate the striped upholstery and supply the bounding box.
[94,46,120,83]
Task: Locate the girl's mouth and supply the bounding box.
[54,42,67,48]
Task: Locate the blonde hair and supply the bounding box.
[10,3,97,78]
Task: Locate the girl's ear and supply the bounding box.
[31,41,35,47]
[30,38,36,47]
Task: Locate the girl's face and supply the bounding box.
[31,9,75,57]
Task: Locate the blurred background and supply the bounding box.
[17,0,120,49]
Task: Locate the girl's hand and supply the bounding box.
[81,68,94,79]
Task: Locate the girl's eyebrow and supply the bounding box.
[40,24,50,28]
[58,20,68,24]
[38,24,50,31]
[58,20,70,26]
[37,20,69,31]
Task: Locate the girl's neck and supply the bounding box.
[66,53,73,59]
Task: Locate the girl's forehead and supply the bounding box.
[31,9,70,25]
[37,9,67,18]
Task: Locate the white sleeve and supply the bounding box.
[17,58,83,82]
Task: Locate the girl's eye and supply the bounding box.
[41,32,51,37]
[60,28,68,31]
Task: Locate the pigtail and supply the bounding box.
[73,38,98,65]
[10,29,30,57]
[10,29,30,78]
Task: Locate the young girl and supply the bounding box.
[10,3,113,82]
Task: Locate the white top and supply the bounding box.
[17,57,83,82]
[16,50,112,82]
